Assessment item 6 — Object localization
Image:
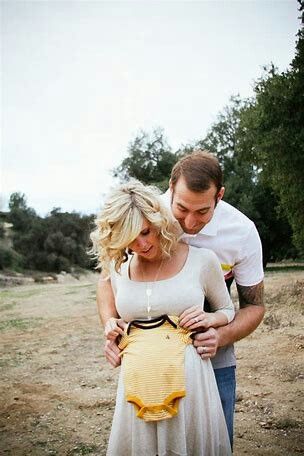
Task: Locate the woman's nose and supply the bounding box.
[136,236,148,249]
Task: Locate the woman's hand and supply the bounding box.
[179,305,217,330]
[105,317,127,340]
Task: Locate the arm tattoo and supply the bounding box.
[236,281,264,308]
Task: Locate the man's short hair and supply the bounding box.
[170,150,223,193]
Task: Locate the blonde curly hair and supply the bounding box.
[90,180,180,275]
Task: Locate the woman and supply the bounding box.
[91,180,234,456]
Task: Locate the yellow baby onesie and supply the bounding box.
[118,315,192,422]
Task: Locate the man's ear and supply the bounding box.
[169,179,174,191]
[217,187,225,202]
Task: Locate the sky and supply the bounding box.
[1,0,300,216]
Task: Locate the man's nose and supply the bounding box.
[184,213,197,229]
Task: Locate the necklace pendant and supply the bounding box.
[146,288,152,297]
[147,306,152,320]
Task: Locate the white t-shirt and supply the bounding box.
[161,190,264,368]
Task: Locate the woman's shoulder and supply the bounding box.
[110,255,131,278]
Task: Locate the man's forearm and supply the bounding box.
[193,281,265,357]
[217,280,265,347]
[217,305,265,347]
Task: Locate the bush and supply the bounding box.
[0,247,23,270]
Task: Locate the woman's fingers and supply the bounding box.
[179,306,206,329]
[117,319,127,331]
[105,317,126,339]
[106,330,121,341]
[179,305,199,321]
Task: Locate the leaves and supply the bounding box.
[3,193,94,273]
[239,26,304,254]
[112,128,179,191]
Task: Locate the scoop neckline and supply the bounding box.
[126,245,192,284]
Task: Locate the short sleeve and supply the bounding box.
[233,225,264,286]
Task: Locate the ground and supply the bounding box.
[0,269,303,455]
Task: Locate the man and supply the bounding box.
[97,150,265,448]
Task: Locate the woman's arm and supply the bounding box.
[96,274,119,326]
[96,273,119,326]
[96,274,126,367]
[97,274,126,338]
[201,250,235,322]
[179,249,235,331]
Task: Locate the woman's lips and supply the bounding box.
[141,246,152,254]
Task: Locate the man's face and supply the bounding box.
[170,177,224,235]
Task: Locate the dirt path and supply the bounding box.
[0,270,303,455]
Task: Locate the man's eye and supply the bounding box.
[142,229,150,235]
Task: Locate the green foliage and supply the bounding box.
[0,246,23,270]
[6,192,95,273]
[197,95,296,264]
[113,128,179,191]
[239,22,304,254]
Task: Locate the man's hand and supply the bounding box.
[104,339,121,368]
[192,327,220,359]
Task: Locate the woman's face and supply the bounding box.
[128,219,161,261]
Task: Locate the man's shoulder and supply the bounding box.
[197,200,260,248]
[216,200,254,227]
[210,200,257,238]
[188,244,217,260]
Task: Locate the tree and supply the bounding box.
[239,9,304,255]
[197,95,295,264]
[8,192,37,232]
[8,192,28,211]
[6,192,95,273]
[113,128,179,191]
[197,95,258,211]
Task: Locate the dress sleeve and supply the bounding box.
[199,249,235,323]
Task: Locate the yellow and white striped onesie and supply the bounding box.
[118,315,192,421]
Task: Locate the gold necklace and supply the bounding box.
[140,257,165,319]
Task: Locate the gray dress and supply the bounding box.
[107,246,233,456]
